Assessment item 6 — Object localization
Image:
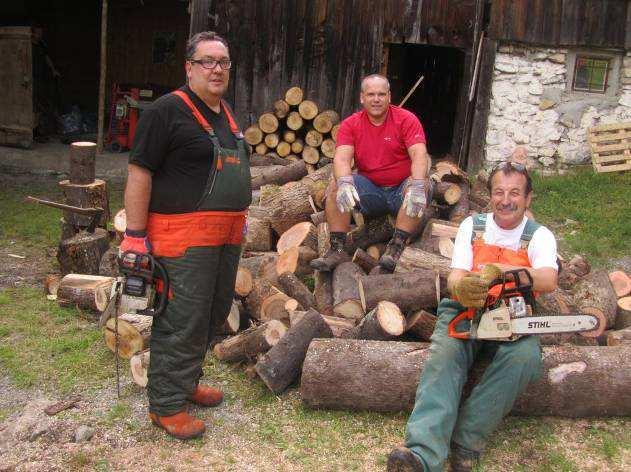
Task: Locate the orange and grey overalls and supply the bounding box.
[146,91,251,417]
[404,214,544,472]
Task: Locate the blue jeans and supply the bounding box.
[352,174,405,216]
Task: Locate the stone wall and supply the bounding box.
[484,43,631,172]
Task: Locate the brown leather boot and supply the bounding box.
[149,411,205,440]
[309,247,350,271]
[449,443,480,472]
[190,384,224,407]
[387,446,425,472]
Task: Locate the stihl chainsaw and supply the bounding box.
[99,251,170,396]
[448,269,599,341]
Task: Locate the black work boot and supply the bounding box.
[379,228,410,272]
[387,446,425,472]
[449,443,480,472]
[310,232,350,272]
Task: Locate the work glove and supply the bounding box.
[335,176,360,213]
[452,264,504,308]
[119,229,151,255]
[401,178,428,218]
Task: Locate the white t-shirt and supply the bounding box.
[451,213,558,272]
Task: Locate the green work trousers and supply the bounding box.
[147,244,241,416]
[404,298,542,472]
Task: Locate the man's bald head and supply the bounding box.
[361,74,390,92]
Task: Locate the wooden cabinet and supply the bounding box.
[0,27,33,148]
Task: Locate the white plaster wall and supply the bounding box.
[484,43,631,172]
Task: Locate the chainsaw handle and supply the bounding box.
[151,258,170,317]
[448,308,476,340]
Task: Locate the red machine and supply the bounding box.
[106,84,157,152]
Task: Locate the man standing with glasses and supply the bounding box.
[121,31,251,440]
[387,162,558,472]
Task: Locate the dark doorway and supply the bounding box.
[387,44,465,158]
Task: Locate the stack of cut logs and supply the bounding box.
[245,86,340,187]
[48,142,631,417]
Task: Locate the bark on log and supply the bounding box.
[258,113,279,134]
[259,182,313,236]
[572,270,618,329]
[406,310,437,341]
[301,339,631,416]
[285,86,304,106]
[606,327,631,346]
[255,308,333,394]
[244,125,263,145]
[317,222,330,257]
[59,179,110,228]
[245,277,277,320]
[314,270,334,316]
[260,289,292,322]
[277,271,316,310]
[345,301,405,340]
[310,210,326,226]
[239,252,277,278]
[276,222,317,254]
[244,206,273,252]
[129,349,150,387]
[251,160,307,190]
[358,269,445,313]
[394,247,451,279]
[213,320,287,362]
[290,311,355,338]
[69,141,96,184]
[256,252,280,285]
[558,254,591,290]
[250,153,291,167]
[57,273,115,312]
[345,215,395,252]
[104,313,152,359]
[60,217,78,240]
[58,227,109,275]
[352,248,379,274]
[276,246,317,277]
[98,246,120,277]
[332,262,365,320]
[616,297,631,329]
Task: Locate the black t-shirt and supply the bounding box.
[129,85,238,213]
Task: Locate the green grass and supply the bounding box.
[0,287,113,393]
[531,167,631,265]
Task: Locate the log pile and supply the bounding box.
[245,86,340,178]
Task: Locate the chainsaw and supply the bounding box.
[99,251,170,396]
[448,269,599,341]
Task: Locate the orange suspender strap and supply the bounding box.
[171,90,240,135]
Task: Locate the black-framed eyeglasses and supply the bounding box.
[189,58,232,70]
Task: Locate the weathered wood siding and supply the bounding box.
[489,0,630,48]
[204,0,479,126]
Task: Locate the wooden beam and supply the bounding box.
[189,0,212,36]
[96,0,108,154]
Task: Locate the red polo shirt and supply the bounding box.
[336,105,426,187]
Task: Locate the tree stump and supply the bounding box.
[57,229,110,275]
[69,141,96,184]
[277,271,316,310]
[58,179,110,229]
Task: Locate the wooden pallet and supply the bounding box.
[588,121,631,173]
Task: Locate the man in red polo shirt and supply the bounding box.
[311,74,431,272]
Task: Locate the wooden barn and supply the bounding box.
[1,0,630,172]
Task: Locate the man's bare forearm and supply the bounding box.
[124,164,153,231]
[408,143,430,180]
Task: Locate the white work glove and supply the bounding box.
[402,178,428,218]
[335,176,360,213]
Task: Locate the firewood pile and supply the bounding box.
[245,86,340,191]
[43,136,631,417]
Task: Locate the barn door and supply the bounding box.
[0,27,33,148]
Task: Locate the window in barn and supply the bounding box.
[572,56,609,93]
[566,50,622,97]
